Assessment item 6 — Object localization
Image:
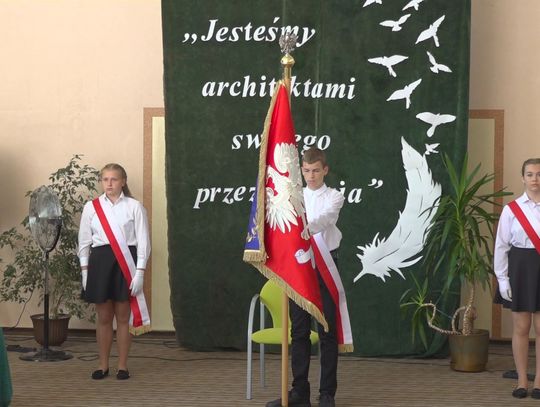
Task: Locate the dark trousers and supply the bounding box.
[290,261,338,398]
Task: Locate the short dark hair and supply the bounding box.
[521,158,540,176]
[302,148,327,167]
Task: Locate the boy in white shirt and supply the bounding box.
[267,148,344,407]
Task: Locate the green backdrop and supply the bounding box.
[162,0,470,356]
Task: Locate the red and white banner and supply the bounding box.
[244,82,327,331]
[311,233,354,352]
[93,198,151,335]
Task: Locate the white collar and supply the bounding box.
[519,192,540,205]
[102,191,125,205]
[305,183,328,196]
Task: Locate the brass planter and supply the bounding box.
[449,328,489,372]
[30,314,71,347]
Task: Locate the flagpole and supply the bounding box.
[279,33,297,407]
[281,291,289,407]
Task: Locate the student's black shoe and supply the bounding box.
[319,393,335,407]
[531,388,540,399]
[266,390,311,407]
[512,388,528,398]
[502,370,535,381]
[116,369,130,380]
[91,369,109,380]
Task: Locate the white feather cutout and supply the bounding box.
[354,138,441,282]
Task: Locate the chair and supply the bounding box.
[246,279,319,399]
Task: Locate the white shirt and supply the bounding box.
[303,184,345,251]
[78,193,151,269]
[494,192,540,281]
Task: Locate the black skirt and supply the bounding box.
[494,246,540,312]
[82,245,136,304]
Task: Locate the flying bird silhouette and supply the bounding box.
[380,14,411,32]
[416,112,456,137]
[424,143,440,155]
[363,0,382,7]
[403,0,424,11]
[368,55,409,77]
[427,51,452,73]
[387,78,422,109]
[416,15,446,47]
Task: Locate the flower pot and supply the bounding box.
[449,328,489,372]
[30,313,71,347]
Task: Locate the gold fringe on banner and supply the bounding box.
[338,344,354,353]
[255,263,329,333]
[242,81,282,263]
[129,324,152,336]
[242,250,266,263]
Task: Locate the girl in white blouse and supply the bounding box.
[78,163,150,380]
[495,158,540,398]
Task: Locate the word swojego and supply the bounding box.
[232,133,331,153]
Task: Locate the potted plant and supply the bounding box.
[401,154,512,371]
[0,155,99,345]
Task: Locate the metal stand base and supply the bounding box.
[19,347,73,362]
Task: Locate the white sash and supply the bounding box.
[312,233,354,352]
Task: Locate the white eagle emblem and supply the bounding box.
[265,143,309,239]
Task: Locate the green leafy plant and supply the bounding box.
[0,155,99,320]
[401,154,512,348]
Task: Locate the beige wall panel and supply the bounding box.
[471,0,540,199]
[466,118,495,335]
[150,116,173,331]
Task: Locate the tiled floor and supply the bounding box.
[2,332,534,406]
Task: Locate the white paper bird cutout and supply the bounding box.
[387,78,422,109]
[368,55,409,77]
[380,14,411,32]
[354,138,442,282]
[265,143,308,238]
[416,112,456,137]
[427,51,452,73]
[403,0,424,11]
[424,143,440,155]
[416,15,445,47]
[363,0,382,7]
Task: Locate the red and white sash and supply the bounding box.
[93,198,151,335]
[509,199,540,255]
[311,233,354,353]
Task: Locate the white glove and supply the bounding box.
[498,278,512,302]
[129,269,145,296]
[81,269,88,291]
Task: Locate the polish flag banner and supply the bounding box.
[244,82,327,331]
